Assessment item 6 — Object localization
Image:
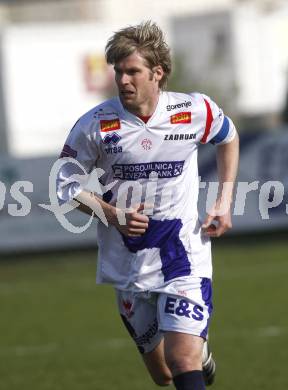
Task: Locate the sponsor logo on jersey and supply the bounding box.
[141,138,152,150]
[102,132,121,145]
[170,112,191,124]
[59,144,78,158]
[93,109,119,118]
[105,146,122,154]
[103,132,122,154]
[93,108,118,118]
[112,160,184,180]
[164,133,196,141]
[166,101,192,111]
[100,118,121,132]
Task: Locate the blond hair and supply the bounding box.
[105,21,172,89]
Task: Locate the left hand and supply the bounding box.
[201,203,232,238]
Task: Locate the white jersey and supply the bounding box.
[57,91,236,291]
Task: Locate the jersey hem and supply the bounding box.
[96,274,213,292]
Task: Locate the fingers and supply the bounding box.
[134,203,150,222]
[127,219,148,231]
[202,215,232,238]
[125,231,146,237]
[125,216,148,236]
[204,224,228,238]
[136,203,145,213]
[116,203,149,237]
[131,211,149,223]
[117,223,148,237]
[201,214,214,229]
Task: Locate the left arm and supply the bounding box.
[202,132,239,237]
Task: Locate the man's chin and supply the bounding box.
[119,96,137,111]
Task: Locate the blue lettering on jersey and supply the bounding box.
[112,160,185,180]
[105,146,122,154]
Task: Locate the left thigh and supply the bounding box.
[164,331,204,374]
[157,277,213,339]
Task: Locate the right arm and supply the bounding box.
[57,112,148,237]
[74,190,149,237]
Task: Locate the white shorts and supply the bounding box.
[116,277,213,354]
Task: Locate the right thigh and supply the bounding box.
[116,290,172,385]
[142,339,172,386]
[115,289,162,354]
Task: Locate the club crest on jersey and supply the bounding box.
[141,138,152,151]
[100,118,121,132]
[170,112,191,124]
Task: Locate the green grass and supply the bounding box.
[1,238,288,390]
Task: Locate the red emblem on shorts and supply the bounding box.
[122,300,134,318]
[177,290,188,297]
[170,112,191,124]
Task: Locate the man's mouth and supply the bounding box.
[121,90,135,97]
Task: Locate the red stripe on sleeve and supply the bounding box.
[200,98,213,144]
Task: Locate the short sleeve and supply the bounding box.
[57,117,99,204]
[199,94,236,145]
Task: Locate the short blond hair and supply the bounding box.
[105,21,172,89]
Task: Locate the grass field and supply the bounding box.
[1,237,288,390]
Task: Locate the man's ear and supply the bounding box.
[153,65,164,82]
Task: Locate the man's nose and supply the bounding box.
[118,73,130,85]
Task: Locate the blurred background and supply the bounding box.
[0,0,288,389]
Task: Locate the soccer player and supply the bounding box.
[57,21,239,390]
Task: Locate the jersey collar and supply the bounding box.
[116,91,168,125]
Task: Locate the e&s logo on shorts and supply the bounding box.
[164,297,204,321]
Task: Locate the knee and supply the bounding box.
[152,373,173,387]
[166,351,202,376]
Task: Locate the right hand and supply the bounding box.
[114,203,149,237]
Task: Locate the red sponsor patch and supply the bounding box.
[100,118,121,132]
[170,112,191,124]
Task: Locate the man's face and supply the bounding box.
[114,51,163,114]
